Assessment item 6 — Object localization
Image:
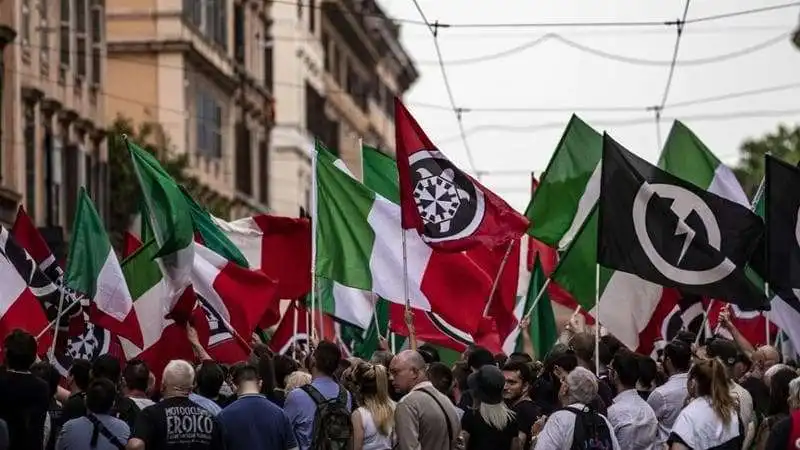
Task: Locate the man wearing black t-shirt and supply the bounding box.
[0,330,50,450]
[128,360,225,450]
[502,360,541,448]
[59,359,92,424]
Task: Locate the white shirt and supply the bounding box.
[670,396,740,450]
[647,372,688,446]
[730,381,753,428]
[607,389,658,450]
[357,406,395,450]
[534,403,621,450]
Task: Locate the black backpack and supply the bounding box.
[301,384,353,450]
[563,406,614,450]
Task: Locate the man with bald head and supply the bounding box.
[126,360,225,450]
[391,350,460,450]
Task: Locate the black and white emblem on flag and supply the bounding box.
[51,318,111,376]
[410,150,485,241]
[597,134,767,310]
[198,296,234,347]
[765,155,800,290]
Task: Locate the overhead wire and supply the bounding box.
[408,0,476,173]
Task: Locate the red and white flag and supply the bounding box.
[394,99,528,251]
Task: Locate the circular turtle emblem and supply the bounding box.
[410,150,485,242]
[51,318,111,376]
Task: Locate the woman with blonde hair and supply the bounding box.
[669,358,743,450]
[284,370,312,391]
[350,361,395,450]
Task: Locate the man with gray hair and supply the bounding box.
[532,367,621,449]
[126,360,225,450]
[391,350,460,450]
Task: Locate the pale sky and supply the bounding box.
[378,0,800,211]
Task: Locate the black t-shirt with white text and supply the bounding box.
[132,396,225,450]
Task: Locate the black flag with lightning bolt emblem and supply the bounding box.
[597,133,767,310]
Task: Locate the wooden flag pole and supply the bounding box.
[695,299,716,345]
[292,300,299,360]
[309,143,319,340]
[522,277,552,319]
[47,287,67,358]
[36,293,82,341]
[764,282,771,346]
[482,241,515,316]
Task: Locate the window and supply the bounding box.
[235,122,252,195]
[21,0,31,46]
[64,145,78,229]
[308,0,316,33]
[75,0,87,79]
[263,38,272,92]
[297,0,302,19]
[24,104,36,217]
[196,89,223,159]
[59,0,71,82]
[84,151,93,196]
[321,32,329,72]
[184,0,227,49]
[234,3,244,64]
[90,0,103,86]
[39,0,49,71]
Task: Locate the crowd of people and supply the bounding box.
[2,314,800,450]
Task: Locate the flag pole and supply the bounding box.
[595,264,600,377]
[372,306,383,340]
[401,230,416,350]
[482,241,514,316]
[764,281,771,345]
[36,293,82,341]
[522,277,552,319]
[47,287,67,358]
[695,299,716,345]
[310,142,319,339]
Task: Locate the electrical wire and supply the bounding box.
[408,0,476,173]
[415,31,790,67]
[659,0,692,110]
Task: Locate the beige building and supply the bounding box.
[0,0,109,256]
[269,0,418,216]
[105,0,274,218]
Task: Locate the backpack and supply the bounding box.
[112,396,141,429]
[563,406,614,450]
[301,384,353,450]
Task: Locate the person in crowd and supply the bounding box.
[418,344,440,365]
[706,338,756,447]
[494,353,509,368]
[127,359,225,450]
[636,355,659,401]
[427,363,463,419]
[451,362,470,409]
[56,379,129,450]
[0,330,51,450]
[458,347,495,410]
[753,367,795,449]
[667,358,742,449]
[570,333,615,407]
[531,366,620,449]
[461,365,520,450]
[273,354,300,389]
[764,376,800,449]
[506,352,533,364]
[285,371,312,391]
[350,362,395,450]
[647,340,691,448]
[60,359,92,423]
[116,360,155,430]
[190,361,225,416]
[369,351,394,370]
[391,350,460,450]
[607,349,658,449]
[284,341,352,450]
[501,360,540,448]
[92,355,122,386]
[31,361,62,450]
[218,363,297,450]
[753,346,782,373]
[257,352,286,407]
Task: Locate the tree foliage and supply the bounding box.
[107,115,233,249]
[734,124,800,197]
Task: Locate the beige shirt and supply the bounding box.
[394,381,461,450]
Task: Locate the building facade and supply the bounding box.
[0,0,109,256]
[105,0,273,219]
[270,0,417,216]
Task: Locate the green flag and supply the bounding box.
[179,187,249,268]
[524,115,602,249]
[66,188,141,346]
[526,255,558,358]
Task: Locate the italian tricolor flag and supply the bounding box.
[314,142,490,335]
[66,188,143,347]
[552,120,749,351]
[525,115,602,250]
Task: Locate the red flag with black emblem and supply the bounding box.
[394,99,529,251]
